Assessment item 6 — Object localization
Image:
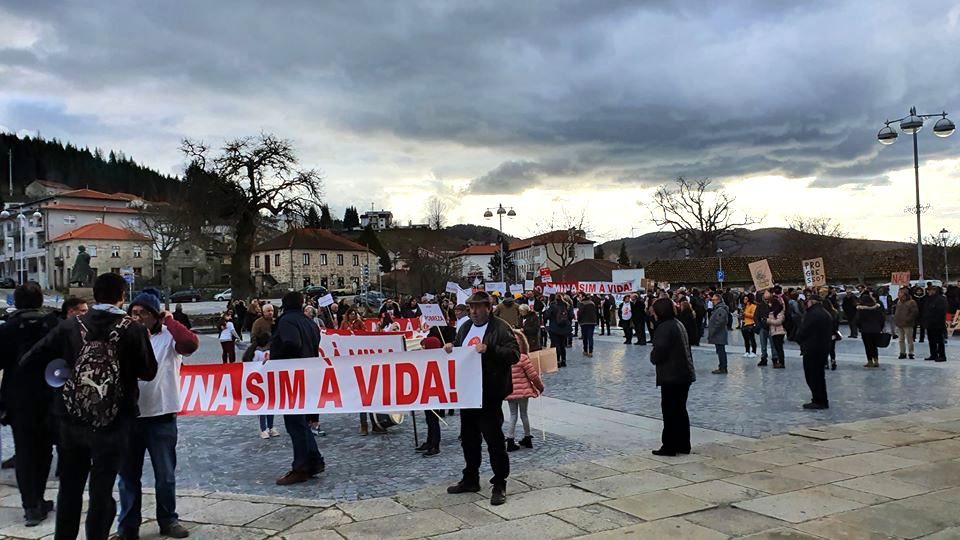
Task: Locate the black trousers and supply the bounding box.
[549,333,567,365]
[803,353,829,405]
[634,318,647,344]
[861,332,880,360]
[599,315,609,335]
[660,383,691,453]
[11,411,56,511]
[622,324,633,343]
[928,325,947,360]
[56,419,130,540]
[459,404,509,487]
[425,409,441,448]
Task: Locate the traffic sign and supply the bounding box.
[717,270,725,282]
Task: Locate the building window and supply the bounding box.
[352,254,359,266]
[337,254,344,266]
[133,267,142,276]
[320,254,328,265]
[133,245,142,258]
[303,253,311,266]
[64,215,77,225]
[111,245,120,258]
[320,277,328,288]
[28,237,34,249]
[351,276,360,289]
[274,254,281,267]
[254,255,260,268]
[66,246,71,258]
[568,245,576,259]
[127,218,140,227]
[111,267,121,274]
[337,276,345,288]
[88,245,97,257]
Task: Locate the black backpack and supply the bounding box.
[62,317,132,428]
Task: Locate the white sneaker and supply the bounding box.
[260,431,270,439]
[268,428,280,437]
[742,352,750,357]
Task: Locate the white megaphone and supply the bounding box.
[45,358,72,388]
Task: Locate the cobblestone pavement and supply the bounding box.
[5,407,960,539]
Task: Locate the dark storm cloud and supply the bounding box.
[2,0,960,193]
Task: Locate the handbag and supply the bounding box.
[876,332,892,348]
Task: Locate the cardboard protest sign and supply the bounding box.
[524,279,535,291]
[486,282,507,295]
[317,293,335,307]
[539,268,552,282]
[891,272,910,286]
[419,303,447,327]
[748,259,774,290]
[802,257,826,288]
[445,282,460,293]
[456,288,470,306]
[178,347,481,416]
[509,284,524,295]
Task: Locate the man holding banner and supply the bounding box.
[443,291,520,506]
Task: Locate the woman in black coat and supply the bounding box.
[650,298,696,457]
[856,293,886,368]
[677,299,700,347]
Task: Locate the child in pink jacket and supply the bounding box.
[506,330,545,451]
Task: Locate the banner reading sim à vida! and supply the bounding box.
[178,347,482,416]
[535,281,636,295]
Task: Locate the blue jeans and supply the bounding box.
[259,415,275,431]
[118,416,179,534]
[284,414,324,473]
[581,324,596,353]
[757,327,770,361]
[715,344,727,370]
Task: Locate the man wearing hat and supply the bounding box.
[794,292,832,410]
[116,289,199,539]
[443,291,520,506]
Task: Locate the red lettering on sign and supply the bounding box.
[382,363,392,406]
[354,365,380,407]
[279,370,305,409]
[317,368,343,408]
[395,362,420,406]
[448,359,458,402]
[245,372,265,411]
[420,360,448,404]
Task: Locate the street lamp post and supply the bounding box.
[483,204,516,282]
[878,107,956,280]
[941,228,950,283]
[717,248,724,287]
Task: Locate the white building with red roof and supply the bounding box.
[47,223,154,289]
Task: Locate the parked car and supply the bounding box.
[131,289,166,302]
[0,277,16,288]
[214,288,232,301]
[169,289,203,303]
[354,290,385,307]
[302,285,329,298]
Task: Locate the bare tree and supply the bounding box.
[533,208,592,269]
[646,177,762,257]
[425,196,448,230]
[786,215,847,238]
[181,134,323,300]
[126,202,193,309]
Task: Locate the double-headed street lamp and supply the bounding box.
[483,204,516,282]
[941,228,950,283]
[0,207,43,284]
[877,106,956,280]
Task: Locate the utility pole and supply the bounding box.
[8,148,12,197]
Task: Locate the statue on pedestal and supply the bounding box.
[69,245,93,287]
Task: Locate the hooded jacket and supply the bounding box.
[506,353,544,401]
[650,318,696,386]
[856,304,886,334]
[707,302,730,345]
[0,308,62,423]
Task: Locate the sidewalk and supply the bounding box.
[4,407,960,539]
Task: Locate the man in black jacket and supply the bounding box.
[842,291,858,338]
[272,291,326,485]
[649,298,696,457]
[631,293,647,345]
[443,291,520,506]
[21,273,157,540]
[924,285,949,362]
[0,282,62,527]
[754,291,771,366]
[795,294,832,409]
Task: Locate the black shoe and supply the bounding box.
[898,353,907,359]
[652,448,677,457]
[925,356,936,361]
[490,485,507,506]
[415,442,430,453]
[24,507,46,527]
[623,341,631,344]
[109,531,139,540]
[935,358,947,363]
[831,361,837,371]
[423,447,440,458]
[803,402,829,410]
[506,438,520,452]
[1,455,14,469]
[447,481,482,494]
[520,435,533,449]
[711,368,727,375]
[159,521,190,539]
[757,360,768,366]
[909,354,915,359]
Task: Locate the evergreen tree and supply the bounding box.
[356,225,392,272]
[617,242,630,266]
[343,206,361,229]
[488,249,517,282]
[305,206,322,228]
[319,204,334,229]
[595,245,605,259]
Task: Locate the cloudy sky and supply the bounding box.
[2,1,960,244]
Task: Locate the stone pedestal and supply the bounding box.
[68,287,94,301]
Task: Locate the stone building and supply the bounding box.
[47,222,154,288]
[251,228,372,291]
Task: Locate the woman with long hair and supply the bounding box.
[857,292,885,368]
[767,296,787,369]
[544,295,572,368]
[340,308,366,332]
[741,293,757,358]
[821,292,841,370]
[677,300,700,347]
[218,311,241,363]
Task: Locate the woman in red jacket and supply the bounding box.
[505,330,545,451]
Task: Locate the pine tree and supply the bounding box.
[357,225,392,272]
[488,249,517,282]
[617,242,630,266]
[305,206,322,228]
[343,206,361,229]
[595,245,605,259]
[319,204,334,229]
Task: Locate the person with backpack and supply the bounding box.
[0,282,62,527]
[114,289,199,540]
[20,272,157,540]
[544,295,572,368]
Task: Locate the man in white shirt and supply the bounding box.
[115,290,199,540]
[454,304,469,331]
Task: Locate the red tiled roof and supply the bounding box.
[34,180,73,190]
[59,189,133,202]
[112,192,141,201]
[40,202,140,214]
[508,230,594,251]
[456,244,499,256]
[50,223,150,243]
[254,228,370,252]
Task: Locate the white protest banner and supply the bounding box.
[423,293,436,301]
[445,282,461,293]
[509,284,524,295]
[317,293,335,307]
[802,257,826,288]
[539,268,552,283]
[576,281,635,295]
[748,259,774,291]
[524,279,535,291]
[456,287,470,305]
[543,283,559,295]
[419,303,447,327]
[318,333,406,359]
[486,282,507,295]
[178,347,481,416]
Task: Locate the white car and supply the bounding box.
[214,289,232,301]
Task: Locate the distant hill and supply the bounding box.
[0,133,179,203]
[600,227,911,265]
[368,224,511,255]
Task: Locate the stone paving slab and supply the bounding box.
[335,508,461,540]
[474,485,606,520]
[548,504,642,534]
[684,507,791,537]
[734,488,866,523]
[575,516,729,540]
[670,479,771,505]
[574,469,689,498]
[601,490,715,521]
[434,514,585,540]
